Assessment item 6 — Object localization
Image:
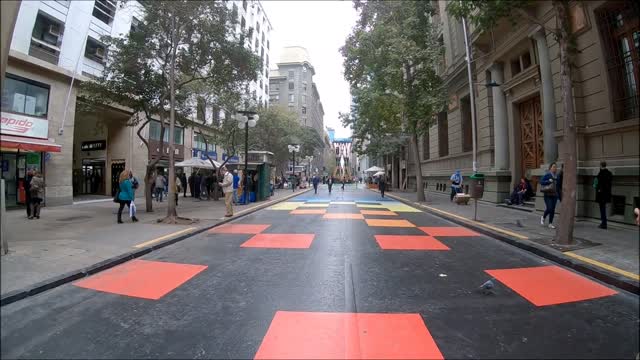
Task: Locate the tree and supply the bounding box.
[447,0,578,244]
[247,106,299,175]
[81,1,259,221]
[341,0,445,201]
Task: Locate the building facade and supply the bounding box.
[269,46,325,172]
[1,0,271,207]
[399,0,639,224]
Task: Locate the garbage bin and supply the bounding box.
[469,173,485,199]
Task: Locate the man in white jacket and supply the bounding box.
[219,166,234,217]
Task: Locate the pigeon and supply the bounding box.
[478,279,495,295]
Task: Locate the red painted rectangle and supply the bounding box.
[375,235,450,251]
[241,233,315,249]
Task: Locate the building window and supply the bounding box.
[130,17,140,33]
[29,12,63,65]
[262,32,265,44]
[1,74,50,118]
[596,2,639,121]
[302,106,307,114]
[256,22,261,34]
[303,117,307,125]
[288,82,294,90]
[422,129,430,160]
[193,133,207,151]
[461,95,473,152]
[149,121,183,145]
[288,104,294,111]
[289,94,294,103]
[259,80,263,91]
[92,0,117,25]
[510,50,532,77]
[232,3,238,23]
[267,40,270,49]
[241,16,246,30]
[85,37,107,64]
[438,111,449,157]
[55,0,70,7]
[302,95,306,104]
[242,0,247,11]
[303,82,307,92]
[288,70,294,79]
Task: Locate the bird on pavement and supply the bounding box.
[478,279,495,295]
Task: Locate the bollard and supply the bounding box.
[1,179,8,255]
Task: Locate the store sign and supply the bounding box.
[0,112,49,139]
[81,140,106,151]
[223,154,239,164]
[193,149,217,160]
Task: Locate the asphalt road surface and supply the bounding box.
[2,185,638,359]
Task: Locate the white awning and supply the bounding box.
[175,157,222,169]
[364,166,384,172]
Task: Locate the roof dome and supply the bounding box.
[279,46,313,65]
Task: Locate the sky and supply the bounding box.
[261,0,358,139]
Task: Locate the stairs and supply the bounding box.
[497,198,536,213]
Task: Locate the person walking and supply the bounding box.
[327,176,333,194]
[28,170,45,219]
[173,175,181,206]
[379,175,386,198]
[116,170,138,224]
[312,174,320,194]
[154,172,165,202]
[219,166,234,217]
[450,170,463,201]
[188,173,194,197]
[540,162,559,229]
[594,161,613,229]
[180,172,188,197]
[232,170,240,204]
[341,176,346,191]
[24,169,33,218]
[194,173,202,199]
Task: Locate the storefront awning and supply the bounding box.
[0,135,62,153]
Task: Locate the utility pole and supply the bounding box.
[462,17,479,221]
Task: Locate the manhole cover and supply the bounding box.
[57,215,92,222]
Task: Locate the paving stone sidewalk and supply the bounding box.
[0,189,302,296]
[382,189,639,280]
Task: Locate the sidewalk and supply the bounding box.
[0,189,305,299]
[379,188,639,292]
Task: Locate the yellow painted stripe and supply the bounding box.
[134,227,197,248]
[383,192,529,241]
[565,252,640,281]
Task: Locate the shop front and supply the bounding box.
[1,112,61,207]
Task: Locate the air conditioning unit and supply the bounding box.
[95,47,105,59]
[48,24,61,37]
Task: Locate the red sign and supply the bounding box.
[0,112,49,139]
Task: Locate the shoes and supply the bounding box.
[117,219,123,224]
[598,224,607,229]
[540,216,545,225]
[224,214,233,218]
[28,216,34,220]
[132,216,139,222]
[548,224,556,229]
[36,216,40,219]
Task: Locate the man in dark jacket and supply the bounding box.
[24,169,33,218]
[595,161,613,229]
[180,173,187,197]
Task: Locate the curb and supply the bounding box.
[1,189,311,307]
[375,189,639,295]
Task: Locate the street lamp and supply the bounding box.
[288,144,300,192]
[236,110,259,204]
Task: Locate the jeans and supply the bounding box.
[599,201,607,227]
[233,188,238,204]
[450,186,461,201]
[155,187,163,202]
[543,195,558,224]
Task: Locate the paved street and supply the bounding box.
[1,185,638,359]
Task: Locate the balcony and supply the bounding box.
[29,38,60,65]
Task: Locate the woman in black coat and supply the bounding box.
[595,161,613,229]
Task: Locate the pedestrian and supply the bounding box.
[594,161,613,229]
[28,170,45,220]
[116,169,138,224]
[327,176,333,194]
[379,174,386,198]
[232,169,240,204]
[128,172,139,220]
[635,208,640,226]
[540,162,559,229]
[312,174,320,194]
[155,172,165,202]
[188,173,194,197]
[508,177,528,205]
[194,173,202,199]
[341,176,346,191]
[218,166,234,217]
[174,175,180,206]
[180,172,188,197]
[450,170,463,201]
[24,169,33,218]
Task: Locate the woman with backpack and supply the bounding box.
[28,170,45,219]
[540,162,559,229]
[116,169,138,224]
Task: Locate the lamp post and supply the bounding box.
[288,144,300,192]
[236,110,259,204]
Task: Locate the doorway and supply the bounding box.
[81,159,105,195]
[111,160,126,196]
[519,95,543,188]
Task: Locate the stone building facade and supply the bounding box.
[400,0,639,224]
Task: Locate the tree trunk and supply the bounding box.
[410,132,425,202]
[553,0,576,245]
[144,166,154,212]
[166,16,178,221]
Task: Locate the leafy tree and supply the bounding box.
[81,0,259,221]
[247,106,300,176]
[341,0,445,201]
[447,0,579,244]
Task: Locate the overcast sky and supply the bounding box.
[261,0,358,139]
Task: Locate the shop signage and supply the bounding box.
[223,154,239,164]
[81,140,106,151]
[0,112,49,139]
[192,149,217,160]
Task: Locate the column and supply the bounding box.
[530,27,558,164]
[490,63,509,170]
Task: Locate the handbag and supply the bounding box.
[541,182,556,195]
[129,201,136,218]
[113,189,120,203]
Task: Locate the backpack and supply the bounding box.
[132,177,139,189]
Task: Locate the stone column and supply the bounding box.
[530,27,558,164]
[490,63,509,170]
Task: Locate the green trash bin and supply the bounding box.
[469,173,485,199]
